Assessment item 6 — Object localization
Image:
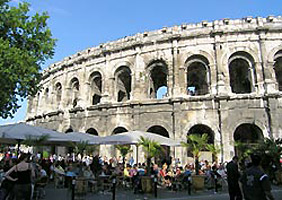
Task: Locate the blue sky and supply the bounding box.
[0,0,281,124]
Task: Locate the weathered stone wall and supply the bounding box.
[26,16,282,163]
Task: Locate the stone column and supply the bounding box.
[215,42,230,96]
[171,39,180,97]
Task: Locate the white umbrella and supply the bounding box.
[99,130,181,164]
[61,131,103,144]
[99,130,181,146]
[0,122,65,144]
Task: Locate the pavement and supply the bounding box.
[44,183,282,200]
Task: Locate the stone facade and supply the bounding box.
[26,16,282,163]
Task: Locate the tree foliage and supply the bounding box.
[235,138,282,181]
[115,144,132,158]
[181,133,211,175]
[181,133,209,158]
[138,136,161,159]
[23,134,50,146]
[70,140,98,157]
[0,0,56,118]
[138,136,161,175]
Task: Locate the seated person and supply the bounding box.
[137,166,145,176]
[159,163,167,178]
[83,165,95,179]
[129,164,138,177]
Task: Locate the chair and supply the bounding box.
[172,174,185,191]
[122,176,132,190]
[87,179,98,193]
[54,173,65,189]
[97,175,112,193]
[33,176,48,200]
[75,177,88,200]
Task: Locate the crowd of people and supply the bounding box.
[0,150,278,200]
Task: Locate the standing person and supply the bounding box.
[226,156,242,200]
[5,153,35,200]
[240,154,275,200]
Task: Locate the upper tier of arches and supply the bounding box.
[27,16,282,116]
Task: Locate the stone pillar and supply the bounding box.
[215,42,230,96]
[133,46,147,100]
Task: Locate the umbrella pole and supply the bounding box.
[17,140,21,158]
[135,144,139,164]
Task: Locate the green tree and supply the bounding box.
[115,145,132,165]
[181,133,209,175]
[206,143,220,163]
[0,0,56,118]
[138,136,161,175]
[23,134,50,156]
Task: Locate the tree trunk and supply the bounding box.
[147,157,151,175]
[195,156,199,175]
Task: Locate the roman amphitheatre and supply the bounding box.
[26,16,282,163]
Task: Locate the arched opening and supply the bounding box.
[112,127,128,135]
[233,123,263,157]
[55,82,62,109]
[90,72,102,105]
[229,52,255,94]
[70,78,79,108]
[148,60,168,99]
[274,50,282,91]
[115,66,131,102]
[66,128,73,133]
[187,124,214,159]
[186,55,209,96]
[86,128,99,136]
[147,125,170,166]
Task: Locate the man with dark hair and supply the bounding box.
[226,156,242,200]
[240,154,275,200]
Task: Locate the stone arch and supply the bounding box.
[186,124,215,158]
[267,44,282,63]
[114,66,132,102]
[183,120,219,141]
[86,128,99,136]
[111,61,134,78]
[146,59,168,99]
[187,124,214,144]
[274,50,282,91]
[147,125,170,138]
[147,125,170,164]
[233,123,264,156]
[112,126,128,134]
[111,126,128,156]
[227,118,268,144]
[221,46,261,66]
[144,122,173,138]
[181,50,215,69]
[228,51,256,94]
[89,71,102,105]
[69,77,80,108]
[54,82,62,108]
[185,54,210,95]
